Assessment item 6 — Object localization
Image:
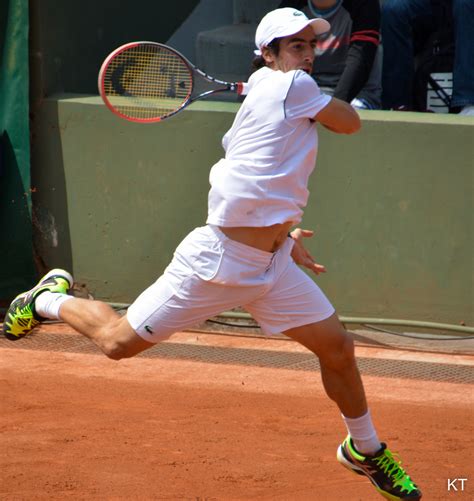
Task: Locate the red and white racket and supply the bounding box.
[98,41,248,123]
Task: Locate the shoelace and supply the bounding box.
[371,448,418,493]
[374,450,406,482]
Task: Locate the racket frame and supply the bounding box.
[98,41,247,123]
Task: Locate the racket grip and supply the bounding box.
[237,82,249,96]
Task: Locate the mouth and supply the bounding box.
[301,66,312,74]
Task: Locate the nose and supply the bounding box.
[304,45,315,62]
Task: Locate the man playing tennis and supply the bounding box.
[3,8,421,500]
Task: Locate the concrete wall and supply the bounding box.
[31,96,473,326]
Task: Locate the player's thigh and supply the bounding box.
[283,313,351,360]
[127,272,262,343]
[245,261,335,336]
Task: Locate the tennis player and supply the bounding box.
[3,8,421,500]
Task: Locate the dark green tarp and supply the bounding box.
[0,0,35,301]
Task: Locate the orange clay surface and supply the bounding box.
[1,323,473,500]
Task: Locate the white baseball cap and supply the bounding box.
[255,8,331,55]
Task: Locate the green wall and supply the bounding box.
[31,96,473,326]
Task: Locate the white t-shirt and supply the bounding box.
[206,66,331,227]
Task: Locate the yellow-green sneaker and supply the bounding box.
[337,435,421,500]
[2,269,73,341]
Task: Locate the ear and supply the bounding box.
[261,46,276,67]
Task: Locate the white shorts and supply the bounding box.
[127,225,335,343]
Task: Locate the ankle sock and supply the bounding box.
[35,291,74,320]
[342,410,381,455]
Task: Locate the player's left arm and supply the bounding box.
[333,0,381,103]
[289,228,326,275]
[314,96,361,134]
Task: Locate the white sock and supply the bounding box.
[35,291,74,320]
[342,410,381,456]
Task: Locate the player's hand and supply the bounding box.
[289,228,326,275]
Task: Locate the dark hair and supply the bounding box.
[251,38,282,73]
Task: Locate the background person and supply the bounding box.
[279,0,382,109]
[381,0,474,114]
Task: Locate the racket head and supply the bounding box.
[98,42,194,123]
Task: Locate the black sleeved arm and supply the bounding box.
[333,0,381,102]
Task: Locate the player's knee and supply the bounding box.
[100,322,150,361]
[96,326,134,361]
[101,332,140,360]
[102,341,128,360]
[320,330,356,371]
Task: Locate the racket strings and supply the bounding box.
[103,44,193,120]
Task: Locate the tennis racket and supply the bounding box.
[98,41,249,123]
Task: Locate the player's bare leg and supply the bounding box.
[285,313,421,500]
[58,298,153,359]
[2,268,153,359]
[284,312,366,418]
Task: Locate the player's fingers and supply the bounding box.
[291,228,314,239]
[302,249,316,264]
[302,256,324,273]
[311,263,326,274]
[306,250,316,261]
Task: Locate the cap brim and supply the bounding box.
[308,18,331,36]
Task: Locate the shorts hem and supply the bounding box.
[126,312,159,343]
[262,307,336,336]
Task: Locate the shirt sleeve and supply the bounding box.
[285,70,332,120]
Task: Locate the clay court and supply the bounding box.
[1,322,473,500]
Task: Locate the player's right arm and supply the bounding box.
[314,97,361,134]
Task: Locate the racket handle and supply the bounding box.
[237,82,249,96]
